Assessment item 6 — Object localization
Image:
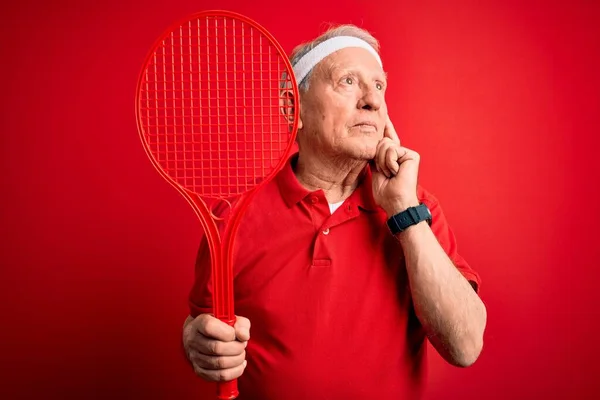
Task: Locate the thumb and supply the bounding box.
[234,315,251,341]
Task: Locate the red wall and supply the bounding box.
[2,0,599,399]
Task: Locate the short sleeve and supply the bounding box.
[418,186,482,292]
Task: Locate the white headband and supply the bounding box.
[292,36,383,85]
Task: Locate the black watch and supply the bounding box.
[387,203,432,235]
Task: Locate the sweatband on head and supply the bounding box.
[291,36,383,85]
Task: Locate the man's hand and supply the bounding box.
[372,116,421,216]
[182,314,251,382]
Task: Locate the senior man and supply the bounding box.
[182,24,487,399]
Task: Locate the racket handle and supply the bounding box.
[216,380,239,399]
[216,318,239,399]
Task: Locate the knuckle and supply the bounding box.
[217,370,231,382]
[210,340,222,355]
[214,356,226,369]
[194,314,212,333]
[203,317,217,333]
[197,313,211,325]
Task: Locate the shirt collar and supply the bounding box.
[275,152,380,212]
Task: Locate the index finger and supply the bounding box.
[383,115,401,145]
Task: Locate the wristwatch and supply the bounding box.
[387,203,432,235]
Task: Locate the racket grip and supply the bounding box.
[216,318,239,399]
[216,380,239,399]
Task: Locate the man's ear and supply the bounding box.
[279,89,303,130]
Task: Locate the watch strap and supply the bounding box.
[387,203,432,235]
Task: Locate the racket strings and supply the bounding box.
[139,16,295,198]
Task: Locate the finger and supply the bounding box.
[375,139,387,175]
[194,360,248,382]
[384,115,401,145]
[377,139,394,178]
[194,314,236,342]
[396,146,420,165]
[193,336,247,357]
[386,146,401,176]
[375,146,385,177]
[190,349,247,370]
[234,316,251,341]
[373,140,386,173]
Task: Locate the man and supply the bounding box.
[182,24,487,399]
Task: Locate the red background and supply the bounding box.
[1,0,599,399]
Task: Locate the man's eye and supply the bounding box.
[376,82,384,90]
[344,77,353,85]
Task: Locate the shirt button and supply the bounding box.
[310,196,318,204]
[322,228,330,235]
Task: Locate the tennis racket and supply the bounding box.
[135,10,299,399]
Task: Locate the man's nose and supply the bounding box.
[357,87,382,111]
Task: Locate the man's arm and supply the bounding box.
[397,220,487,367]
[373,116,487,367]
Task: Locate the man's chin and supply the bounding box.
[334,138,379,161]
[343,150,376,164]
[357,143,378,160]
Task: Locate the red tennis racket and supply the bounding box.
[135,10,299,399]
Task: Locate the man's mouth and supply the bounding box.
[353,122,378,131]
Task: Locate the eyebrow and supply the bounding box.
[325,63,388,80]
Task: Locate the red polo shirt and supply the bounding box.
[189,154,481,400]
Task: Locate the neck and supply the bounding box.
[294,149,367,204]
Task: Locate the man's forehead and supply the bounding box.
[320,48,386,76]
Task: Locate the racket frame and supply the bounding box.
[135,9,299,400]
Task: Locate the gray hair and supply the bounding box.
[281,24,381,92]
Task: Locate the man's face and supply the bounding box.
[298,47,388,161]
